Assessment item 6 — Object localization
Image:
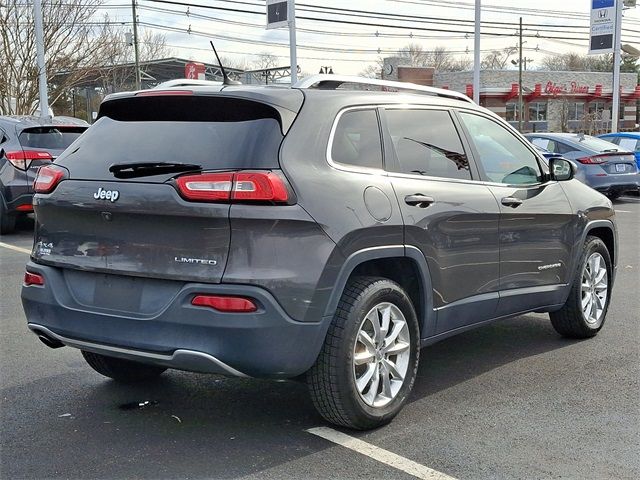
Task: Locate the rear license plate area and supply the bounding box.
[93,274,142,311]
[615,164,626,173]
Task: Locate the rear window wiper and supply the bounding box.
[601,149,619,153]
[109,162,202,179]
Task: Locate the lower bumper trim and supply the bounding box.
[28,323,249,377]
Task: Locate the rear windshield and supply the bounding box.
[19,127,85,150]
[57,96,283,171]
[575,136,625,153]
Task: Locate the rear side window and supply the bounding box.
[19,127,85,150]
[58,96,284,171]
[385,109,471,180]
[330,109,383,170]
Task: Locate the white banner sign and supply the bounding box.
[589,0,616,54]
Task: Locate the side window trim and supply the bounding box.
[379,105,481,182]
[452,108,549,186]
[326,106,386,175]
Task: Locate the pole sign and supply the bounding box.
[589,0,616,54]
[266,0,289,29]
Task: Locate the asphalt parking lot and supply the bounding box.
[1,197,638,480]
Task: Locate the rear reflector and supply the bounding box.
[5,150,52,170]
[175,171,290,203]
[33,165,67,194]
[15,204,33,212]
[24,271,44,286]
[192,295,258,313]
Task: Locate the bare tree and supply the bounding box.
[0,0,122,115]
[359,43,471,78]
[541,52,638,73]
[481,47,518,70]
[252,52,280,71]
[94,25,171,93]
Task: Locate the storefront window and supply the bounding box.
[506,103,519,122]
[528,102,547,122]
[588,102,606,115]
[568,102,584,121]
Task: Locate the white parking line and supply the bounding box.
[615,210,631,213]
[307,427,458,480]
[0,242,31,255]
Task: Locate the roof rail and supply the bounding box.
[153,79,223,89]
[293,75,473,103]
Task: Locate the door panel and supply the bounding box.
[457,111,576,317]
[382,108,501,335]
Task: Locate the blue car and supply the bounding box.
[598,132,640,170]
[525,133,640,200]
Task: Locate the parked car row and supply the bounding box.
[526,132,640,200]
[0,116,89,233]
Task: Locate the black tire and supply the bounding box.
[550,236,612,339]
[307,276,420,430]
[0,201,16,235]
[81,350,167,382]
[606,192,621,201]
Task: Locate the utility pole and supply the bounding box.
[131,0,141,90]
[611,0,623,132]
[518,16,524,132]
[289,0,298,84]
[473,0,481,103]
[33,0,50,121]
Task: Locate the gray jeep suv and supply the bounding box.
[21,76,617,430]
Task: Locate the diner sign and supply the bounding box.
[544,81,590,95]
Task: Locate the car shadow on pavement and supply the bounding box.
[1,313,578,479]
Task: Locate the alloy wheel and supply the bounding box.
[352,302,411,408]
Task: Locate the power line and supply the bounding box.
[140,0,640,42]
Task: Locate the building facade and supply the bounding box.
[382,60,639,133]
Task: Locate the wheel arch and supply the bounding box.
[323,246,435,338]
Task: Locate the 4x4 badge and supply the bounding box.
[93,187,119,202]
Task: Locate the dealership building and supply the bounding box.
[381,60,640,133]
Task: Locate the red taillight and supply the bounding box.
[24,271,44,286]
[175,171,290,203]
[192,295,258,313]
[577,156,608,165]
[33,165,67,194]
[5,150,52,170]
[232,172,289,202]
[175,172,234,201]
[15,204,33,212]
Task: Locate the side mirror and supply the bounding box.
[549,157,574,182]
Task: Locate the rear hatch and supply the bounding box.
[32,93,293,283]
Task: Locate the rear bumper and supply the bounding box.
[586,172,640,195]
[21,262,330,378]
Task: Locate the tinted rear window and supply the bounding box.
[19,127,85,150]
[58,96,283,171]
[574,136,624,153]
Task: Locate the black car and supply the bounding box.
[0,116,88,233]
[22,76,617,430]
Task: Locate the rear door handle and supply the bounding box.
[404,194,435,208]
[501,196,523,208]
